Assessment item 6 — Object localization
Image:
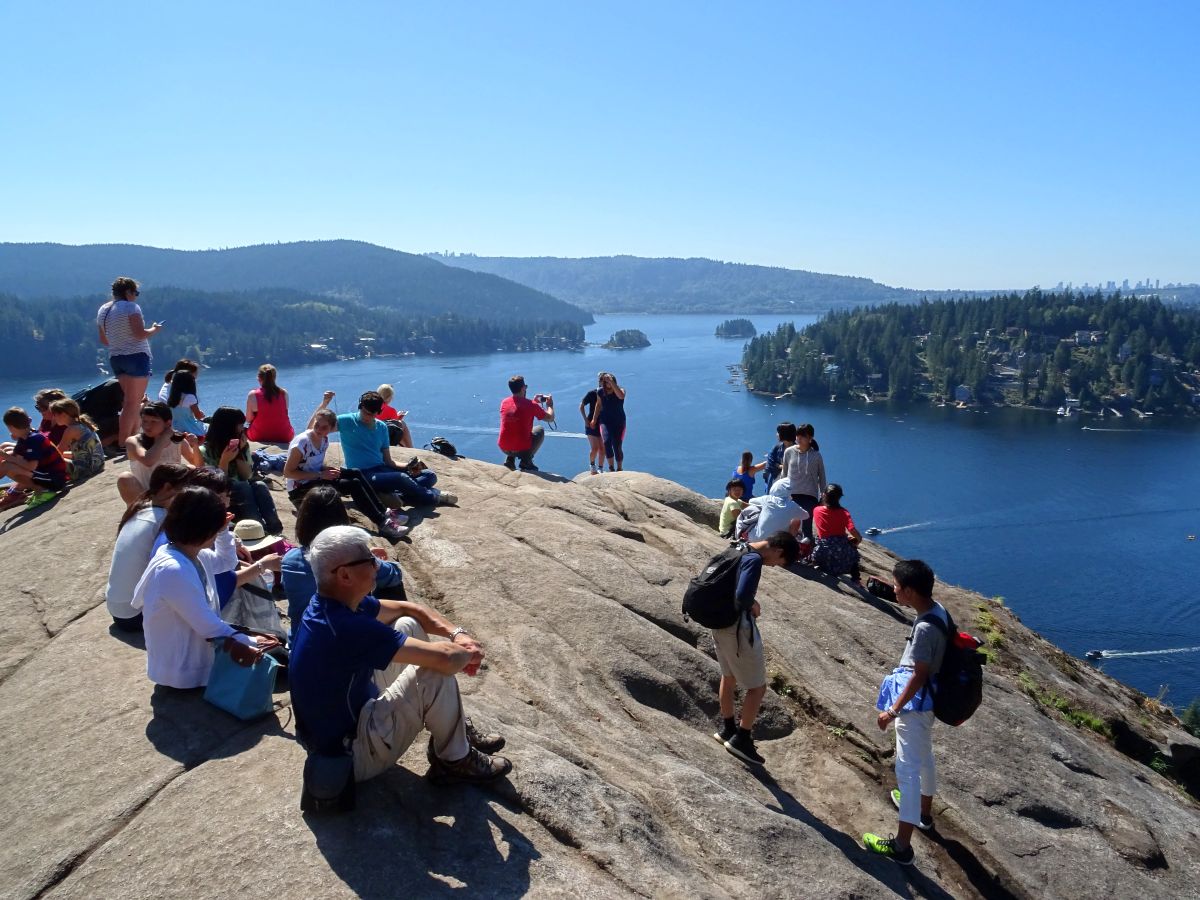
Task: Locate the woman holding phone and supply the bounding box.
[96,276,164,444]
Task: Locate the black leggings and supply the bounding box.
[791,494,819,542]
[290,468,392,524]
[599,419,625,464]
[231,480,283,534]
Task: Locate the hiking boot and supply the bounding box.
[713,719,738,745]
[723,729,765,765]
[465,716,506,753]
[426,739,512,785]
[890,789,933,831]
[502,456,516,471]
[25,490,57,509]
[436,491,458,507]
[380,523,409,543]
[518,463,539,472]
[863,833,914,865]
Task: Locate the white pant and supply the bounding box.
[894,709,936,825]
[352,617,470,782]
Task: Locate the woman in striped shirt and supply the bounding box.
[96,276,164,444]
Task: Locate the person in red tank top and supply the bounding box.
[245,364,295,444]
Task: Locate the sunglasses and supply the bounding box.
[335,555,381,572]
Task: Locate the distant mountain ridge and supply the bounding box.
[428,253,1010,314]
[0,241,594,325]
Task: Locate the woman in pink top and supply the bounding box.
[245,364,294,444]
[809,483,863,583]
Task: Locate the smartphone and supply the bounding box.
[226,438,240,453]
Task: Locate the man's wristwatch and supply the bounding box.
[449,627,469,641]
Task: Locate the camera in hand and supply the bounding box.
[169,431,186,444]
[865,577,896,603]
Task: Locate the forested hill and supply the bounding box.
[0,241,593,325]
[0,287,584,378]
[429,253,1008,313]
[743,290,1200,415]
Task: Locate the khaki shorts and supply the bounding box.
[711,616,766,689]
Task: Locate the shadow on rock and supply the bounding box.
[0,493,67,533]
[146,684,291,768]
[306,766,536,899]
[107,623,146,651]
[748,767,958,900]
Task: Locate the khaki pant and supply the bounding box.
[352,617,470,782]
[711,615,767,689]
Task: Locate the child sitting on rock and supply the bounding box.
[50,398,106,482]
[1,406,69,508]
[718,478,747,539]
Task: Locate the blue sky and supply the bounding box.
[3,2,1197,289]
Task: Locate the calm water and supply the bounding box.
[4,314,1198,705]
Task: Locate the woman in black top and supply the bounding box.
[580,375,604,475]
[591,372,627,472]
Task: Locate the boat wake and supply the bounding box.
[406,422,587,440]
[875,522,933,535]
[1089,646,1200,660]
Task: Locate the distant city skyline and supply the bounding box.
[3,2,1197,290]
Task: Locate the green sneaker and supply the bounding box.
[25,490,57,509]
[863,832,914,865]
[890,789,933,830]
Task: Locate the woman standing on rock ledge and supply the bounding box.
[96,277,163,445]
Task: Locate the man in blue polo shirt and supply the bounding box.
[329,391,456,507]
[290,526,510,790]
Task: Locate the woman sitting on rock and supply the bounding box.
[200,406,283,536]
[280,484,408,642]
[49,398,106,482]
[118,402,201,506]
[732,450,766,501]
[131,486,278,689]
[809,483,863,584]
[105,463,192,632]
[245,364,294,444]
[283,407,407,543]
[166,368,206,437]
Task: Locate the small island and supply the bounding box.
[716,318,757,338]
[603,328,651,349]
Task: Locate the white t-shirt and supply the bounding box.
[106,506,168,620]
[97,300,151,357]
[285,430,328,492]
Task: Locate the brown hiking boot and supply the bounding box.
[426,739,512,785]
[464,716,506,753]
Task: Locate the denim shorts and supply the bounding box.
[110,352,152,378]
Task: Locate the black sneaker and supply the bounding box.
[464,716,506,753]
[503,456,516,470]
[724,730,765,765]
[713,719,738,744]
[427,739,512,785]
[518,463,539,472]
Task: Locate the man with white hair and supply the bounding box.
[290,526,509,803]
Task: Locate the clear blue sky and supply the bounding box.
[3,2,1197,289]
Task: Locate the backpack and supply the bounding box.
[921,611,986,726]
[682,547,749,629]
[426,436,458,458]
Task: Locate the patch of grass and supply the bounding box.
[1018,670,1112,738]
[769,670,797,700]
[1149,752,1172,777]
[826,725,847,738]
[979,645,999,666]
[975,609,1005,658]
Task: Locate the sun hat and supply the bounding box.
[233,519,282,552]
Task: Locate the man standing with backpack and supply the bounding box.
[682,532,800,766]
[864,559,949,866]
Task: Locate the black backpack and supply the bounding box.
[682,547,748,629]
[921,612,986,726]
[426,436,458,459]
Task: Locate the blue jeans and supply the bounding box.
[362,466,439,505]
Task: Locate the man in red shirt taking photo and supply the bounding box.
[497,375,554,472]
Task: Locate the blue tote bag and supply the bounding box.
[204,641,279,720]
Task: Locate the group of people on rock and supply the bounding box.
[720,421,863,583]
[1,388,106,509]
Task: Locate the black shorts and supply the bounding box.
[31,471,68,490]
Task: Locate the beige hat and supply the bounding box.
[233,519,282,552]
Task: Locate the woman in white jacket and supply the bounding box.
[132,486,275,688]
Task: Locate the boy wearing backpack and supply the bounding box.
[863,559,947,866]
[684,532,800,766]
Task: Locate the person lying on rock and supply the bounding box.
[289,525,509,800]
[687,531,800,766]
[311,390,456,508]
[863,559,948,866]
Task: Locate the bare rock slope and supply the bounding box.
[1,455,1197,899]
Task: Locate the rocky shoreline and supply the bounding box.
[1,456,1197,898]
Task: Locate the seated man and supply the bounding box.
[290,526,510,796]
[498,375,554,471]
[1,406,69,508]
[326,391,455,507]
